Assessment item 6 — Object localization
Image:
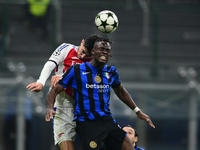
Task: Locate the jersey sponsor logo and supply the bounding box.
[86,83,109,93]
[58,132,64,138]
[86,84,109,89]
[89,141,97,148]
[52,49,61,56]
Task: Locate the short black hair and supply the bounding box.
[94,36,112,46]
[84,34,101,56]
[123,124,139,138]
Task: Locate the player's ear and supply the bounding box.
[135,136,138,142]
[91,49,95,55]
[81,39,84,44]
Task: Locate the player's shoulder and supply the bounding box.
[104,64,117,72]
[135,146,145,150]
[72,62,88,71]
[66,63,80,72]
[50,43,74,59]
[72,63,82,68]
[56,43,76,51]
[76,62,87,68]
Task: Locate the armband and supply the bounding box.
[133,107,140,113]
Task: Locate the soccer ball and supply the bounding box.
[95,10,119,33]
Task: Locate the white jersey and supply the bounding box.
[36,43,83,86]
[37,43,92,145]
[37,43,90,103]
[49,43,79,76]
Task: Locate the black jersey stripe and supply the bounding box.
[86,64,101,118]
[60,65,73,87]
[74,64,89,120]
[97,69,105,112]
[48,60,58,66]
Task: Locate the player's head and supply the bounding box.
[91,37,112,65]
[84,34,101,55]
[77,34,101,61]
[122,125,139,146]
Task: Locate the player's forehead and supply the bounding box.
[95,41,111,49]
[123,127,134,133]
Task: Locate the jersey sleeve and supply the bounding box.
[58,65,74,88]
[111,67,121,88]
[48,43,72,65]
[36,61,56,86]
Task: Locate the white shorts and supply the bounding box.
[53,91,76,145]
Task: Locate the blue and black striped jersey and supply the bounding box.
[58,62,121,121]
[135,146,145,150]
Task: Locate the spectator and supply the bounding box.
[123,125,145,150]
[24,0,51,39]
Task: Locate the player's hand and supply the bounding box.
[26,82,43,92]
[45,109,56,122]
[50,75,62,87]
[136,111,155,128]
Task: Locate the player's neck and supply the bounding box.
[89,60,105,69]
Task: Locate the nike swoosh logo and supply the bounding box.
[82,72,90,75]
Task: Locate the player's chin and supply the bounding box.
[80,55,89,61]
[98,59,108,65]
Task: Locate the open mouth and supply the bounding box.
[100,55,107,60]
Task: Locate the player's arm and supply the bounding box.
[45,65,75,122]
[48,43,73,87]
[50,75,62,87]
[113,84,155,128]
[26,61,56,92]
[27,43,70,92]
[45,84,64,121]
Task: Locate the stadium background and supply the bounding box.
[0,0,200,150]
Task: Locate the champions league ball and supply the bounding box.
[95,10,119,34]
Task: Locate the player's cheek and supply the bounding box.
[81,54,87,59]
